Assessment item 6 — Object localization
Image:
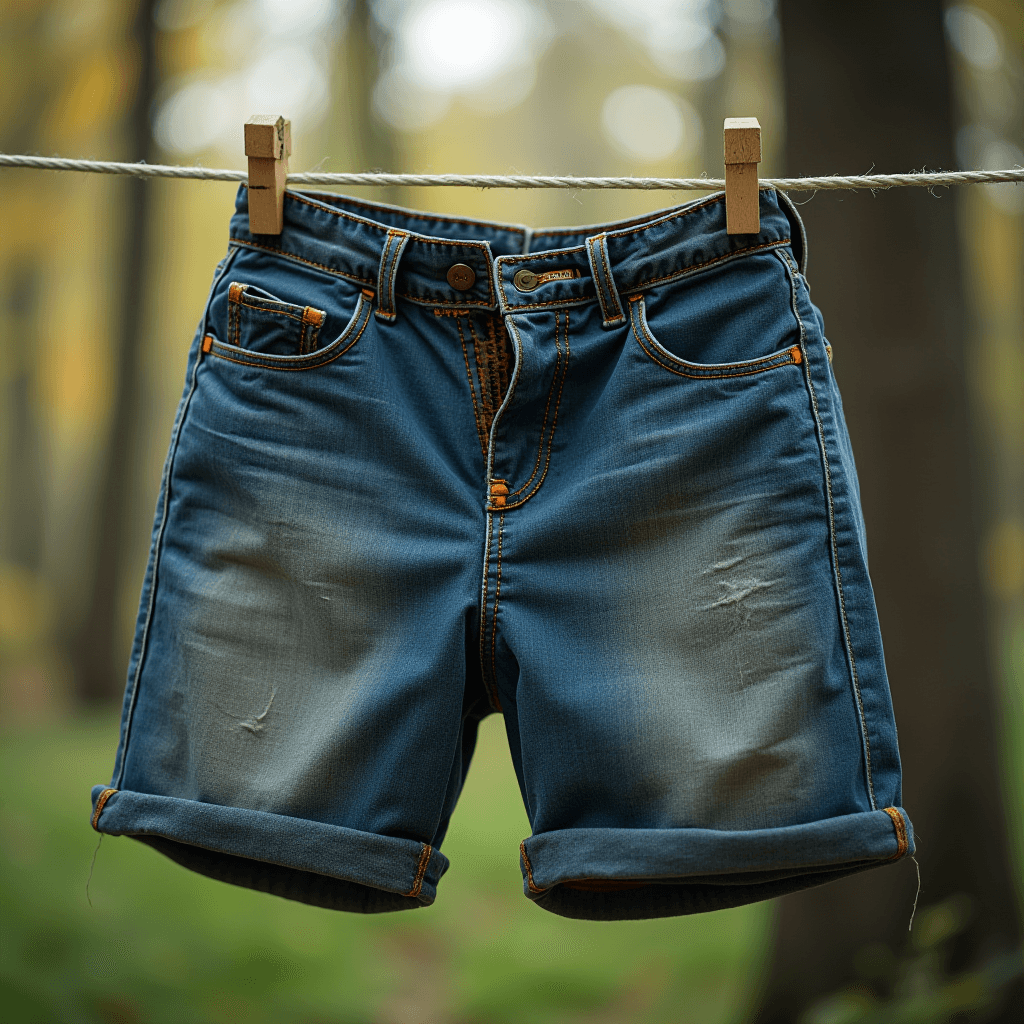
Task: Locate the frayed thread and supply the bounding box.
[86,834,103,908]
[908,855,922,932]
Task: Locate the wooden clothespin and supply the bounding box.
[724,117,761,235]
[244,114,291,235]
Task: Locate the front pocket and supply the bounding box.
[227,282,327,356]
[629,294,802,380]
[208,290,373,371]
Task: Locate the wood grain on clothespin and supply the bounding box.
[244,115,291,235]
[724,118,761,235]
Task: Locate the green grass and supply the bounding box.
[0,713,770,1024]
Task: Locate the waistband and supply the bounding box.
[228,186,808,318]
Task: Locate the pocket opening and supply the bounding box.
[207,290,371,372]
[226,281,328,356]
[629,294,802,380]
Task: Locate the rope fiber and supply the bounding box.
[1,153,1022,191]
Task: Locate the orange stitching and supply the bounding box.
[230,237,375,287]
[484,316,505,427]
[500,238,790,312]
[503,316,562,499]
[627,238,790,291]
[490,513,505,694]
[520,841,546,893]
[231,238,495,310]
[496,315,513,400]
[487,314,512,412]
[529,192,724,242]
[629,299,798,380]
[455,316,488,458]
[468,317,496,446]
[229,286,239,345]
[211,297,370,371]
[91,787,117,830]
[233,298,309,322]
[588,236,613,317]
[883,807,909,859]
[478,315,495,411]
[377,232,397,311]
[596,233,624,321]
[607,193,725,241]
[404,844,433,897]
[495,310,569,511]
[406,296,494,309]
[278,184,530,236]
[774,248,876,804]
[387,232,409,316]
[201,335,213,354]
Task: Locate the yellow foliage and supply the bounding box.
[985,520,1024,600]
[0,563,52,650]
[43,49,136,141]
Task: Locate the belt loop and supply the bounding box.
[775,189,809,277]
[586,232,625,328]
[375,229,410,322]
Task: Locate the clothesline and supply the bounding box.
[1,153,1022,192]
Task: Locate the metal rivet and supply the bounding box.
[513,269,539,292]
[446,263,476,291]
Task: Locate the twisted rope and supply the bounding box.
[1,153,1022,191]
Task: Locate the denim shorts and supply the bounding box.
[90,185,913,920]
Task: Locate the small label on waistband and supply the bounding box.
[536,268,581,285]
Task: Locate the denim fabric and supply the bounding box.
[91,185,913,920]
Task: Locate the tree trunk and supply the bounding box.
[342,0,398,204]
[69,0,158,703]
[754,2,1023,1020]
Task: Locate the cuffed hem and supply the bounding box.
[90,785,448,914]
[519,807,914,921]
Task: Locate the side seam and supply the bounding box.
[775,247,877,810]
[113,246,239,789]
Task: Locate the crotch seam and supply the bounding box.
[478,514,503,713]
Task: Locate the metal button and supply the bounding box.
[446,263,476,290]
[513,269,539,292]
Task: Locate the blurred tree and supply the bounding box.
[1,266,45,576]
[342,0,399,199]
[68,0,158,704]
[755,2,1023,1021]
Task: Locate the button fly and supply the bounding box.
[513,269,539,292]
[446,263,476,290]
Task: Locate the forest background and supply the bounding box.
[0,1,1021,1022]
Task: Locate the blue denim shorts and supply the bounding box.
[91,185,913,920]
